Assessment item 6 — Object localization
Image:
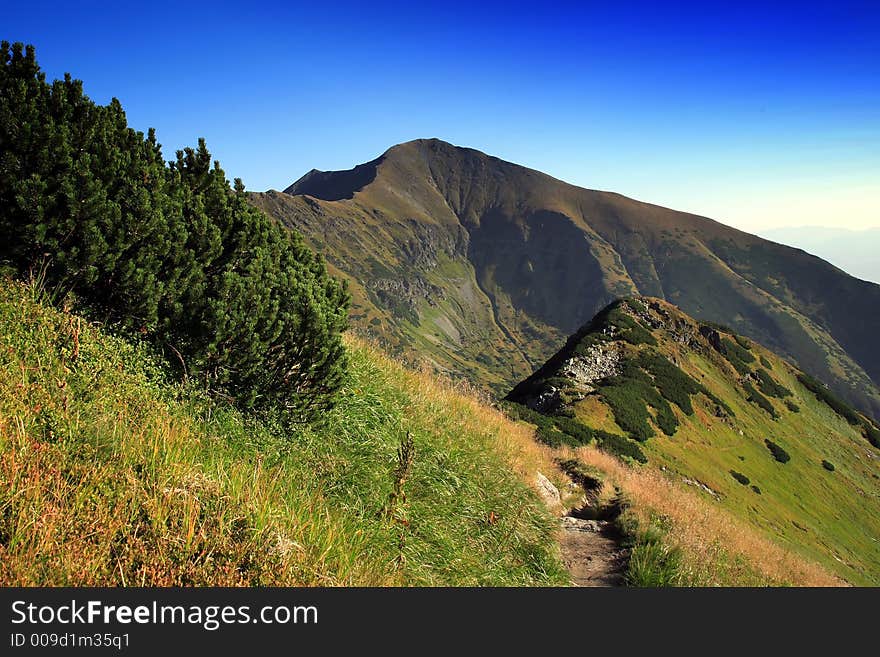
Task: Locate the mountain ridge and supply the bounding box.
[249,138,880,417]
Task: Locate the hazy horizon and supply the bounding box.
[759,225,880,284]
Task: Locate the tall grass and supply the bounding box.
[0,279,567,586]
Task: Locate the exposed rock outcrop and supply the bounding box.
[700,325,724,352]
[400,220,468,270]
[559,344,621,390]
[370,277,446,314]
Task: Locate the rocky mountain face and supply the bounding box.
[249,138,880,417]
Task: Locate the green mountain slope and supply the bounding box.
[506,296,880,585]
[250,138,880,417]
[0,279,566,586]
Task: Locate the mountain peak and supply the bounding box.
[284,138,505,202]
[394,137,450,147]
[389,137,471,152]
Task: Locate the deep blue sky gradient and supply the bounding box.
[6,1,879,231]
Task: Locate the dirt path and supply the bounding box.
[559,517,627,586]
[538,468,628,586]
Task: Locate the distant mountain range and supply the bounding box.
[760,226,880,285]
[249,138,880,418]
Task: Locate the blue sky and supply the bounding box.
[6,1,879,232]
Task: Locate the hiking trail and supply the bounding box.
[538,468,628,586]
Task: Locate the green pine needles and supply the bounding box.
[0,42,349,424]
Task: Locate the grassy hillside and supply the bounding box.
[0,279,567,586]
[565,445,840,586]
[250,138,880,417]
[507,297,880,585]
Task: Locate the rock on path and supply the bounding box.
[559,517,627,587]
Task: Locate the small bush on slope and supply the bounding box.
[730,470,751,485]
[0,280,567,586]
[716,337,756,376]
[595,432,648,464]
[755,368,792,399]
[599,359,678,440]
[734,335,752,350]
[609,310,658,347]
[764,439,791,464]
[797,372,861,426]
[502,402,647,463]
[601,380,666,440]
[598,352,713,442]
[636,351,703,415]
[864,424,880,449]
[743,381,778,418]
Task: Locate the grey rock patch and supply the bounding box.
[559,344,620,388]
[561,516,604,533]
[370,277,446,312]
[681,476,721,500]
[535,471,561,506]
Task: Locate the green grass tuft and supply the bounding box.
[616,510,684,587]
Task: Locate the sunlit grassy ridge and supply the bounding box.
[508,296,880,585]
[636,338,880,586]
[0,279,567,586]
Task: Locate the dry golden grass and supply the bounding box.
[569,445,844,586]
[0,286,568,586]
[0,376,374,586]
[353,335,566,502]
